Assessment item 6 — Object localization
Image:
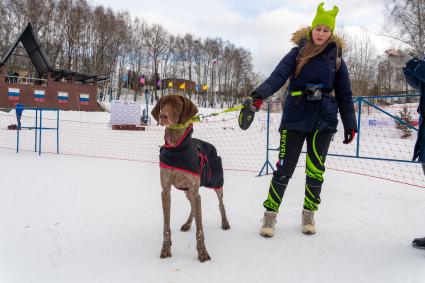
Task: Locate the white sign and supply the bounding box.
[109,101,141,126]
[368,119,395,127]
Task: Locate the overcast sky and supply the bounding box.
[93,0,397,75]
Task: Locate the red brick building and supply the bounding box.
[0,23,107,111]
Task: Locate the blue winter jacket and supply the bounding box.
[403,58,425,162]
[15,103,24,117]
[253,32,357,133]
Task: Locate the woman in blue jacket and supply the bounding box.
[244,3,357,237]
[386,49,425,250]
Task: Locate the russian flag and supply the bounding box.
[79,94,89,105]
[58,92,68,104]
[34,90,45,102]
[8,88,20,101]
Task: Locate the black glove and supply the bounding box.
[239,95,263,130]
[343,129,356,144]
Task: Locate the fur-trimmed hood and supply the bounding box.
[291,27,345,50]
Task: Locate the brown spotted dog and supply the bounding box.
[151,94,230,262]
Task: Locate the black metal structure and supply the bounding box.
[0,23,108,83]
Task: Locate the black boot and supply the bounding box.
[412,237,425,250]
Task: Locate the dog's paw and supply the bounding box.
[222,221,230,230]
[198,248,211,262]
[160,249,172,258]
[180,223,192,231]
[197,243,211,262]
[160,244,172,258]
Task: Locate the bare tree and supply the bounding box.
[343,29,377,96]
[384,0,425,56]
[0,0,256,105]
[145,24,169,99]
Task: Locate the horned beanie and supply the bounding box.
[311,2,339,31]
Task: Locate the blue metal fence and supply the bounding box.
[259,94,421,176]
[15,107,60,155]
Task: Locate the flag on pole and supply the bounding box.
[202,84,209,91]
[139,76,145,85]
[179,83,186,90]
[211,58,218,65]
[168,81,173,88]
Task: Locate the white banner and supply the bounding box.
[109,101,141,126]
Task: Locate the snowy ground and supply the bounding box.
[0,149,424,283]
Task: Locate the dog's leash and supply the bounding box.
[166,105,244,130]
[191,105,244,123]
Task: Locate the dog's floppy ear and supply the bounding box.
[151,97,163,123]
[180,96,198,124]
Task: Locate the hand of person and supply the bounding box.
[243,96,263,112]
[385,49,412,68]
[239,94,263,130]
[385,49,402,57]
[343,129,356,144]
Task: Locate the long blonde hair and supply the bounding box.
[294,33,334,77]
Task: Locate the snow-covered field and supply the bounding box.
[0,146,425,283]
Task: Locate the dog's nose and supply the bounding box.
[159,113,168,119]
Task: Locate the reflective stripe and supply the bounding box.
[270,181,282,202]
[312,130,324,167]
[304,196,318,211]
[291,91,302,96]
[264,196,280,212]
[306,154,324,182]
[305,185,316,200]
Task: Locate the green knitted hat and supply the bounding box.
[311,2,339,31]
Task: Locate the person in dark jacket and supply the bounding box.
[15,101,24,130]
[386,49,425,250]
[245,2,357,237]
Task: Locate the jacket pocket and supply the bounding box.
[320,95,338,125]
[282,95,305,123]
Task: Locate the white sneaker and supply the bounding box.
[260,211,277,237]
[302,209,316,235]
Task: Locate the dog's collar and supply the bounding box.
[165,114,203,130]
[166,120,192,130]
[163,125,193,148]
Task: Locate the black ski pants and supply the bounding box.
[263,128,334,212]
